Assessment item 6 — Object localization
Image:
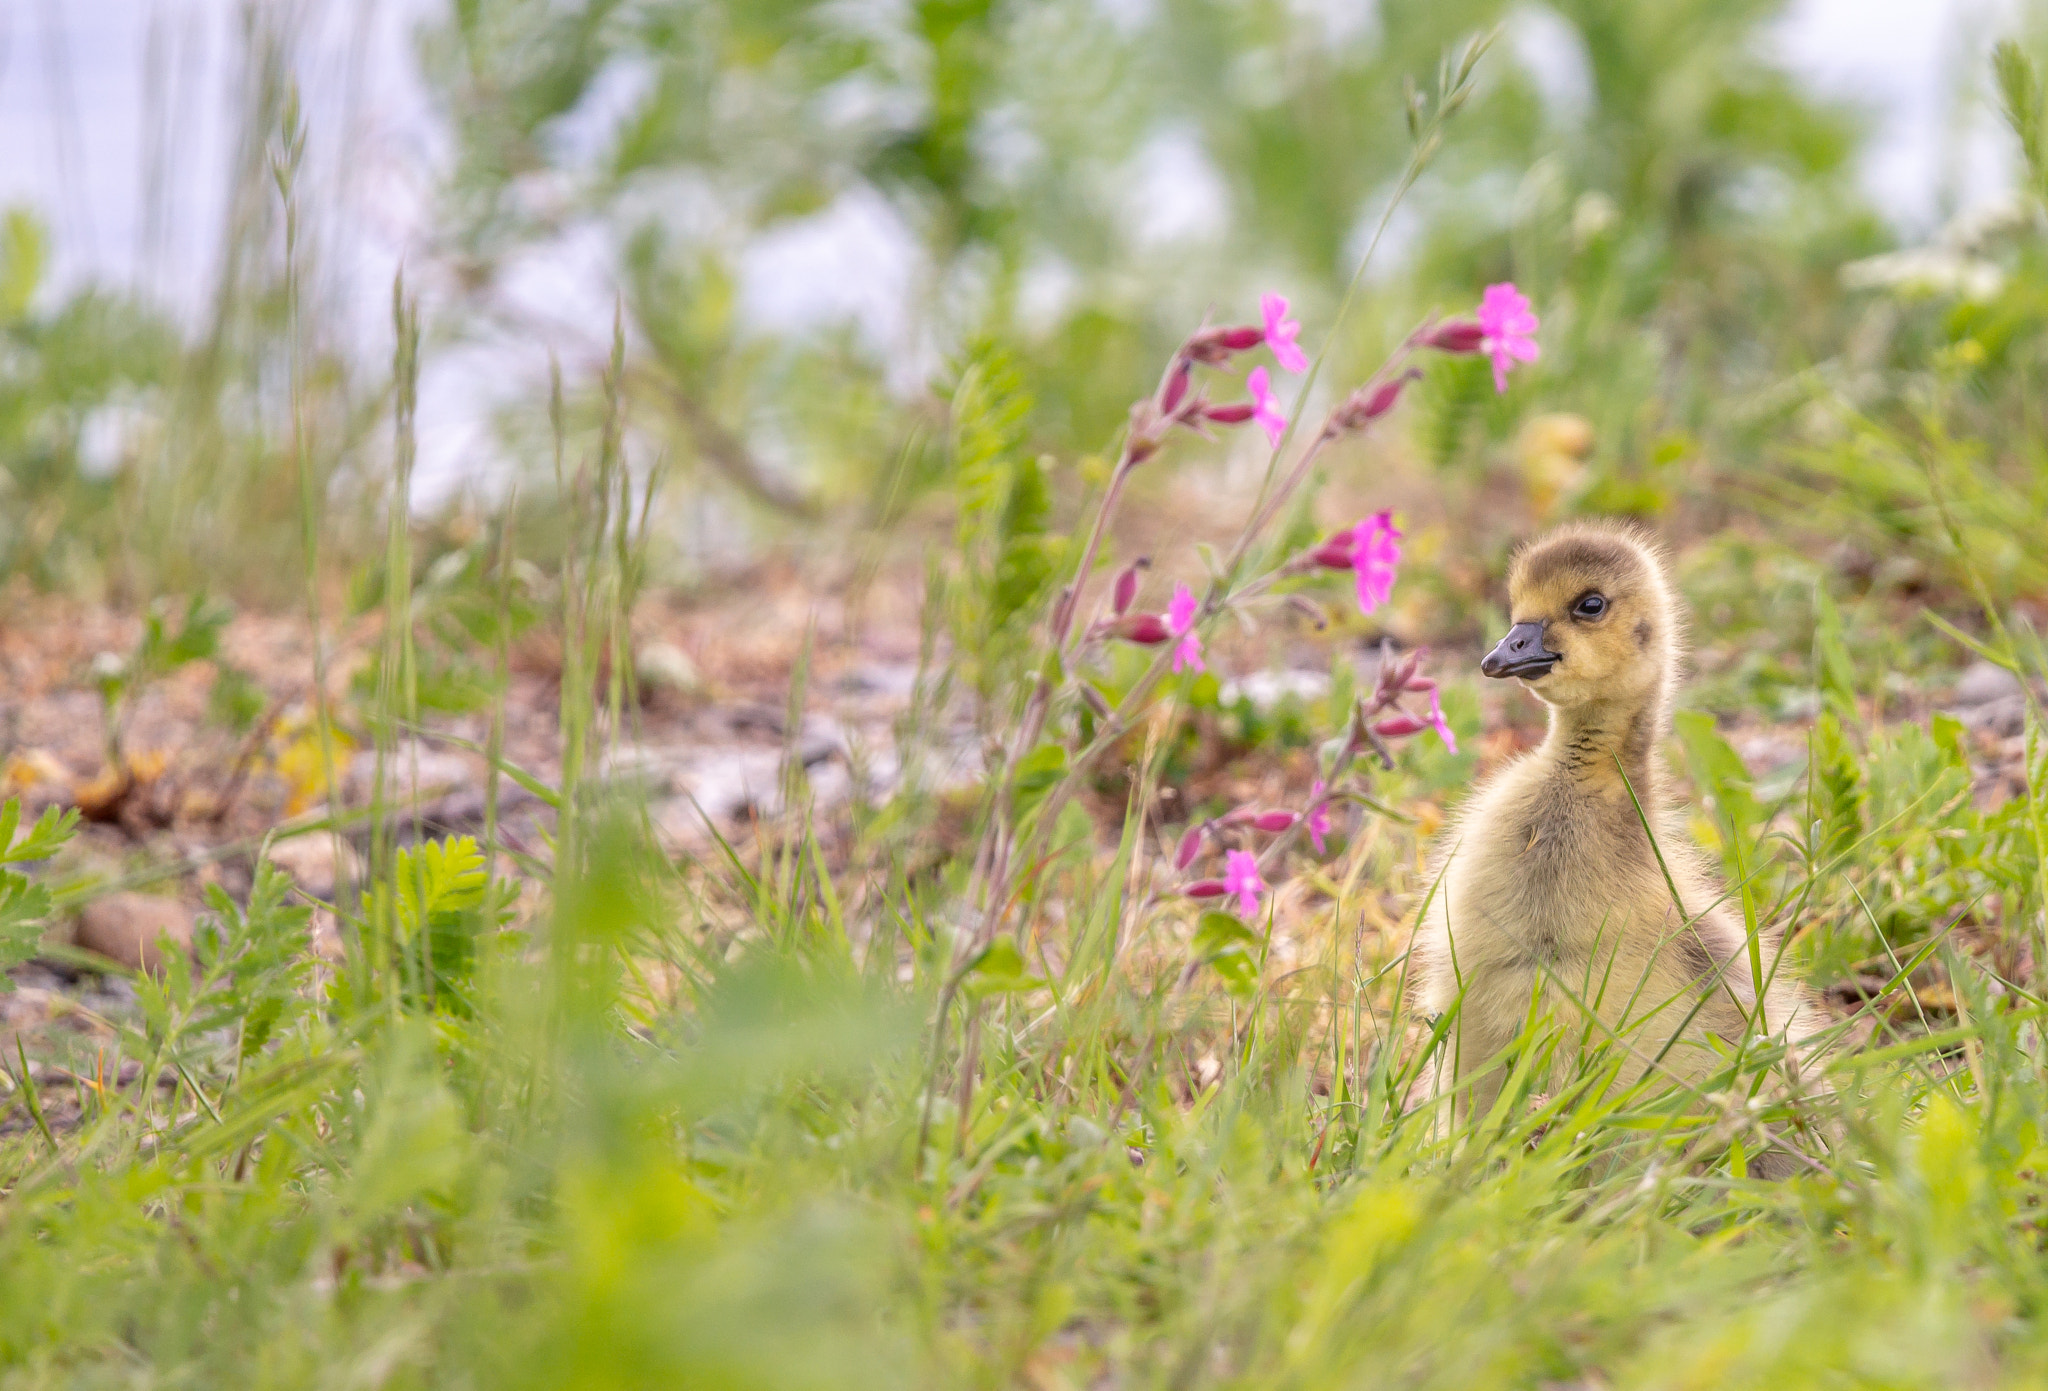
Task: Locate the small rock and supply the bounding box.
[262,834,363,902]
[1953,659,2024,707]
[635,640,702,701]
[73,893,194,975]
[344,746,473,804]
[1219,669,1330,709]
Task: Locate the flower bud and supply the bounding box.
[1250,810,1299,833]
[1186,324,1265,364]
[1204,402,1255,424]
[1383,648,1421,694]
[1357,376,1408,419]
[1421,318,1485,353]
[1115,613,1172,645]
[1404,675,1437,693]
[1185,879,1229,899]
[1374,713,1428,739]
[1335,371,1417,431]
[1160,361,1192,415]
[1175,825,1206,870]
[1308,531,1359,570]
[1112,558,1149,615]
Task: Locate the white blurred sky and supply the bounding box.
[0,0,2026,498]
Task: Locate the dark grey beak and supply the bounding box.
[1481,621,1561,680]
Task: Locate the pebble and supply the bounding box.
[1949,660,2029,737]
[635,641,703,699]
[72,893,194,975]
[1953,659,2024,707]
[263,834,364,901]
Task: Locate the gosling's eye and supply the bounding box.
[1572,593,1608,619]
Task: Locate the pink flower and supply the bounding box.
[1261,293,1308,373]
[1247,367,1287,448]
[1306,780,1331,854]
[1477,282,1540,394]
[1168,582,1204,674]
[1223,850,1265,918]
[1353,511,1402,615]
[1426,689,1458,755]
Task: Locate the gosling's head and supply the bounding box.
[1480,522,1679,711]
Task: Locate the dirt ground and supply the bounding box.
[0,554,2036,1120]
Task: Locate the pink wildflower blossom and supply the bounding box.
[1353,511,1402,615]
[1306,780,1331,854]
[1247,367,1287,447]
[1426,689,1459,755]
[1168,582,1204,674]
[1261,294,1308,373]
[1477,282,1540,393]
[1223,850,1265,918]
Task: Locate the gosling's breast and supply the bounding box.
[1462,780,1662,963]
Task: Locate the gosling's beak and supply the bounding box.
[1481,621,1561,680]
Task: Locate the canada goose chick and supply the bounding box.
[1414,521,1821,1121]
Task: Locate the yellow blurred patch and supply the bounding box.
[0,748,69,796]
[1516,412,1594,520]
[270,707,356,815]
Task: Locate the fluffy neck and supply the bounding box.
[1538,688,1664,804]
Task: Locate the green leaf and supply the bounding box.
[1192,911,1259,959]
[963,936,1045,999]
[1810,710,1865,865]
[1209,948,1260,996]
[0,800,76,992]
[1011,743,1068,816]
[1995,40,2048,199]
[1924,610,2021,674]
[1812,586,1858,717]
[1193,911,1261,996]
[373,836,491,1012]
[1675,710,1759,848]
[0,803,79,866]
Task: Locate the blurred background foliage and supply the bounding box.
[414,0,1883,519]
[0,0,2046,654]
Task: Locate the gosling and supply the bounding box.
[1413,522,1822,1126]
